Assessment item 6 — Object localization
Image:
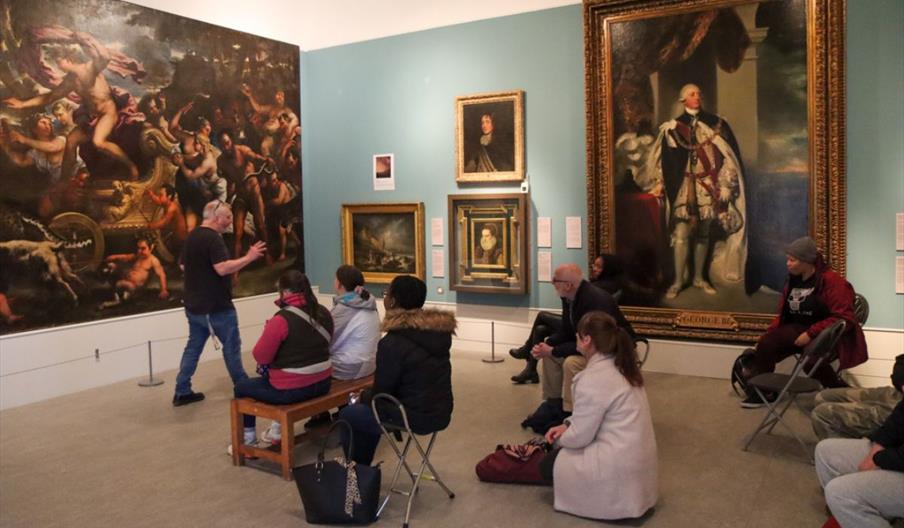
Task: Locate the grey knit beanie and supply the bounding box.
[786,236,818,264]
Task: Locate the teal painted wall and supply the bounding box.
[302,6,585,309]
[847,0,904,330]
[303,3,904,329]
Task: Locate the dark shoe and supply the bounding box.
[509,346,530,360]
[172,391,205,407]
[304,411,332,429]
[511,366,539,384]
[740,391,776,409]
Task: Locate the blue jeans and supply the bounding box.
[338,404,384,465]
[175,308,247,396]
[234,376,331,427]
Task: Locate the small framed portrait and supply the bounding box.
[448,193,528,294]
[455,90,525,183]
[373,153,394,191]
[341,202,425,283]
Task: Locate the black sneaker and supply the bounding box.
[172,391,205,407]
[740,392,776,409]
[509,346,530,360]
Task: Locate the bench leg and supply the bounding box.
[281,416,292,480]
[230,400,244,467]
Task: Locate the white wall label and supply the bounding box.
[431,218,444,246]
[538,251,552,282]
[537,217,551,248]
[565,216,582,249]
[432,249,445,278]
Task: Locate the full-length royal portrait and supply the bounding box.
[585,0,847,341]
[0,0,303,335]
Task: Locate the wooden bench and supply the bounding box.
[230,375,374,480]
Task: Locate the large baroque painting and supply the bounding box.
[585,0,846,342]
[0,0,303,335]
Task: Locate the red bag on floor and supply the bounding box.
[821,517,840,528]
[475,438,549,485]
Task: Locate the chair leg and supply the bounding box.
[765,397,796,435]
[282,416,293,481]
[743,389,779,451]
[230,400,244,467]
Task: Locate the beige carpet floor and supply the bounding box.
[0,351,829,527]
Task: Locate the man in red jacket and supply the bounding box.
[740,236,867,408]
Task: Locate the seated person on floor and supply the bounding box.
[541,311,658,521]
[509,255,626,384]
[522,263,634,430]
[305,264,380,429]
[338,275,455,465]
[815,356,904,528]
[232,270,333,448]
[811,355,904,440]
[99,237,168,309]
[739,236,868,409]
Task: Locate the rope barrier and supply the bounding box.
[0,321,266,379]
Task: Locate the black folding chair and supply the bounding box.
[742,320,847,463]
[370,393,454,528]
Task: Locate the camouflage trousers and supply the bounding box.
[811,386,903,440]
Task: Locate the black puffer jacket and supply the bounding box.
[362,308,456,434]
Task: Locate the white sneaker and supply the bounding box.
[261,422,282,445]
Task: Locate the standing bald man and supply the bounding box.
[531,264,636,416]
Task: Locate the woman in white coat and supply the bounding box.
[542,311,658,520]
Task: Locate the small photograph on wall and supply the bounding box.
[455,91,524,183]
[373,154,394,191]
[341,203,425,284]
[0,0,302,336]
[448,193,528,294]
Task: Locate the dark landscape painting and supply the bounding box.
[0,0,303,335]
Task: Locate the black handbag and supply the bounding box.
[292,419,381,525]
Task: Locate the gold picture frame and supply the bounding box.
[340,203,425,284]
[448,193,528,294]
[455,90,525,183]
[584,0,846,342]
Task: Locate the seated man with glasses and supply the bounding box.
[524,264,636,426]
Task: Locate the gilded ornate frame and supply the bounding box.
[584,0,846,342]
[455,90,525,183]
[340,202,425,284]
[448,193,529,294]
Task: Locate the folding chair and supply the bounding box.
[742,320,847,463]
[370,393,455,528]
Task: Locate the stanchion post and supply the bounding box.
[482,321,504,363]
[138,340,165,387]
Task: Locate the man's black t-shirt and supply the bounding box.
[183,226,232,314]
[782,273,827,327]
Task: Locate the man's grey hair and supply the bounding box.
[202,200,230,220]
[678,83,701,103]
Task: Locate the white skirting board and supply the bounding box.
[1,291,900,410]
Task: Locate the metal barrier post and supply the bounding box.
[482,321,504,364]
[138,340,164,387]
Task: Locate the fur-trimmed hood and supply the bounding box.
[382,308,457,334]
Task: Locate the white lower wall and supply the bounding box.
[1,291,900,410]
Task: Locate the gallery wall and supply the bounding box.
[302,2,904,331]
[302,6,585,309]
[1,1,901,409]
